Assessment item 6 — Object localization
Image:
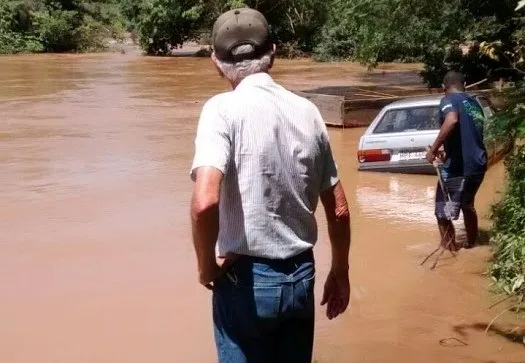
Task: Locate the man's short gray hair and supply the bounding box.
[216,44,272,83]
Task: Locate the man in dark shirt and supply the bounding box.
[426,71,488,250]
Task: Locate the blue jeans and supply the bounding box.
[212,249,315,363]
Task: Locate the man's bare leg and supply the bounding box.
[462,207,478,248]
[438,218,458,251]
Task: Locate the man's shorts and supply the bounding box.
[435,168,485,220]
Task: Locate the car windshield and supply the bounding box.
[373,106,440,134]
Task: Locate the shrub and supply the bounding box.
[488,82,525,310]
[0,1,126,54]
[0,1,43,53]
[130,0,203,55]
[490,146,525,305]
[35,10,80,52]
[486,83,525,143]
[0,29,43,54]
[76,15,111,52]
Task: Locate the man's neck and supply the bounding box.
[230,71,269,90]
[446,87,465,95]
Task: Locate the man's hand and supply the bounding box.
[199,253,239,289]
[426,146,436,164]
[199,262,222,288]
[436,149,446,162]
[321,269,351,320]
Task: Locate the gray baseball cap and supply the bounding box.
[212,8,272,62]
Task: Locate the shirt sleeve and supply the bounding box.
[190,97,231,181]
[314,107,340,191]
[440,96,458,118]
[321,139,340,191]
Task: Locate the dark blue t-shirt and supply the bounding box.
[439,92,487,176]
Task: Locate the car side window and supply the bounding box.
[373,106,440,134]
[373,110,406,133]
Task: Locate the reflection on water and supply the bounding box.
[326,127,440,227]
[356,173,437,225]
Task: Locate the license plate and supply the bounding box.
[398,151,426,161]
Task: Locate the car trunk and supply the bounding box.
[360,130,439,163]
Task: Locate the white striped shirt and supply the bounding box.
[190,72,339,259]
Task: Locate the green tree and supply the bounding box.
[1,0,125,54]
[309,0,523,87]
[420,0,524,86]
[34,9,80,51]
[314,0,464,64]
[122,0,328,56]
[192,0,328,55]
[0,1,43,53]
[247,0,328,55]
[122,0,203,55]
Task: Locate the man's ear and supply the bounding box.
[268,44,276,69]
[211,52,225,78]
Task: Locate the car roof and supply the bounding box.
[384,94,445,109]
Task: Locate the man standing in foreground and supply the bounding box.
[190,8,351,363]
[426,71,488,251]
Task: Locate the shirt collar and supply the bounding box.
[236,72,275,90]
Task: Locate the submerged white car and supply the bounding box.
[357,94,496,174]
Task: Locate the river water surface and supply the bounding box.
[0,54,523,363]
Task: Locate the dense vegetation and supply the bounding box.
[117,0,329,56]
[0,0,125,53]
[2,0,524,87]
[486,83,525,311]
[481,1,524,316]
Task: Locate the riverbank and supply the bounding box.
[1,54,523,362]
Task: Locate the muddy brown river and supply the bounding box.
[0,54,523,363]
